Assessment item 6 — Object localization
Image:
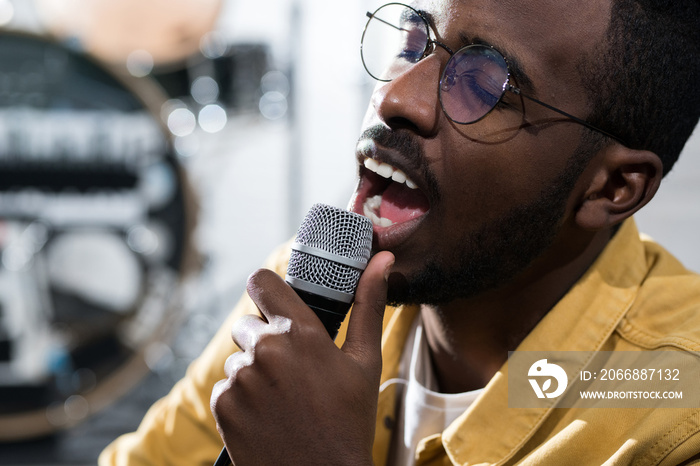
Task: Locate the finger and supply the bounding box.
[342,251,394,374]
[231,314,268,351]
[223,350,253,378]
[246,268,307,330]
[210,378,230,415]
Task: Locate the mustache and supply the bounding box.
[357,125,440,202]
[357,125,424,170]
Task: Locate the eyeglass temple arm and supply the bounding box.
[505,84,624,145]
[366,11,408,32]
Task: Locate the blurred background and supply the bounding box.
[0,0,697,464]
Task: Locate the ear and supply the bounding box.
[575,144,663,231]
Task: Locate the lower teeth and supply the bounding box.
[363,194,394,227]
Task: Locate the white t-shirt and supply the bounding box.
[385,317,484,466]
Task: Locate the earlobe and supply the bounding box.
[575,145,663,231]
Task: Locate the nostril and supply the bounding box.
[385,116,423,133]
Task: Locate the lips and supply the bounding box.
[350,142,430,249]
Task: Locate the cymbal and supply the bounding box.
[35,0,223,65]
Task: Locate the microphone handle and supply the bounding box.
[292,288,352,340]
[213,448,232,466]
[212,288,350,465]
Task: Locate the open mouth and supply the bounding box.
[353,156,430,231]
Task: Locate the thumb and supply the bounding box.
[342,250,394,376]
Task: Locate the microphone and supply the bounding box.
[213,203,373,466]
[285,203,373,339]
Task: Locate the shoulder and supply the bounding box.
[619,236,700,351]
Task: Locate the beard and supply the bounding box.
[385,144,592,306]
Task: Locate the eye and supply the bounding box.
[395,14,429,63]
[442,50,507,113]
[441,67,502,113]
[461,70,502,108]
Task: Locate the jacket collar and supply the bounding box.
[374,219,649,465]
[443,219,648,465]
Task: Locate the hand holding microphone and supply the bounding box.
[211,204,393,466]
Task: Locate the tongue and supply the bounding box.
[379,182,430,224]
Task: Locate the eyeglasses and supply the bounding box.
[360,3,623,143]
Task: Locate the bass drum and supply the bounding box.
[0,32,196,441]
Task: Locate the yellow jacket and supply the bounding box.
[100,219,700,465]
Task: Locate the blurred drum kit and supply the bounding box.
[0,0,277,442]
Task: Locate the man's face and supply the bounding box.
[349,0,611,304]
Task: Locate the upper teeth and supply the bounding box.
[363,158,418,189]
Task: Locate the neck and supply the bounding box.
[420,227,612,394]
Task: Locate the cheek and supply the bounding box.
[435,135,572,223]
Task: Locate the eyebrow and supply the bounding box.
[467,35,536,94]
[417,8,537,95]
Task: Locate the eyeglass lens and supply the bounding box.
[361,3,511,124]
[361,3,430,82]
[440,46,509,124]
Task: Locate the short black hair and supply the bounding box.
[582,0,700,176]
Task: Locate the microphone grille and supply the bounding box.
[287,204,373,295]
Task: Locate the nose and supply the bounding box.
[370,54,443,136]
